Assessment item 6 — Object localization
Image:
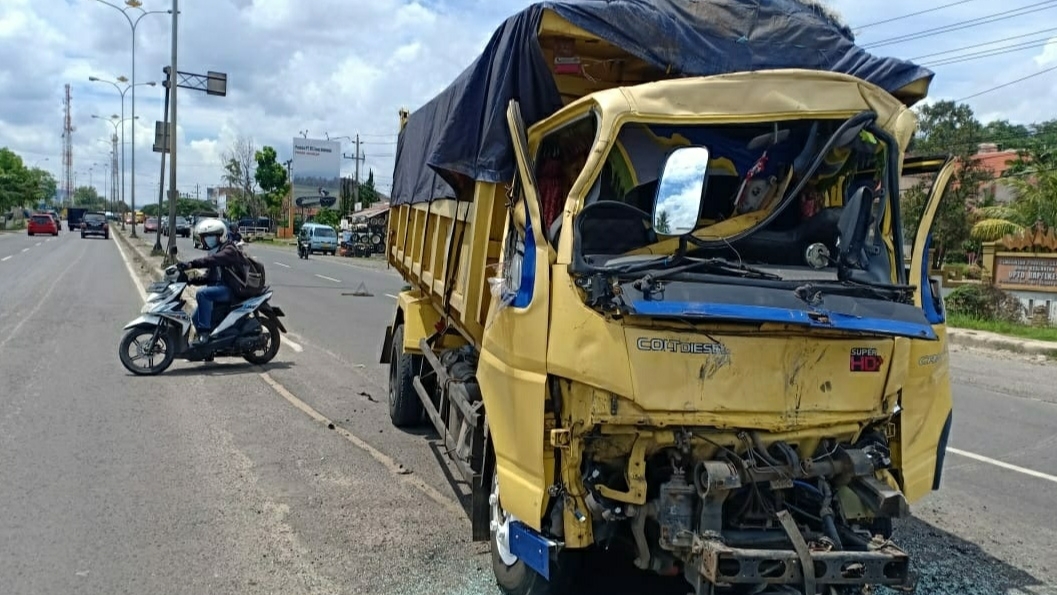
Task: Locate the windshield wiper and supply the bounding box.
[793,281,914,305]
[648,258,782,281]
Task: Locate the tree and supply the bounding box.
[0,148,32,211]
[222,135,258,217]
[28,169,57,205]
[254,145,289,222]
[313,208,341,227]
[655,209,671,234]
[73,186,103,207]
[971,145,1057,241]
[357,169,378,209]
[902,101,992,267]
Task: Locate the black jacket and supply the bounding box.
[187,242,246,288]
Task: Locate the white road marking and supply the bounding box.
[315,274,341,283]
[21,248,29,253]
[1,256,10,262]
[386,294,398,299]
[948,447,1057,484]
[281,336,303,352]
[258,371,463,516]
[35,242,41,246]
[113,235,148,303]
[273,261,290,268]
[0,252,84,353]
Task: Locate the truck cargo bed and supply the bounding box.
[387,186,508,345]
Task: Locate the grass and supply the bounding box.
[947,313,1057,342]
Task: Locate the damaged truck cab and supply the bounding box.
[380,2,955,594]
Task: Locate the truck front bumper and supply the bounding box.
[689,529,913,593]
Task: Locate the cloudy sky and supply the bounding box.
[2,0,1056,205]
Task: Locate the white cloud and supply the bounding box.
[4,0,1057,206]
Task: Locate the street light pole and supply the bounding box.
[93,0,171,238]
[152,66,172,256]
[88,76,156,229]
[165,0,178,262]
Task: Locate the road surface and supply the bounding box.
[0,227,1054,594]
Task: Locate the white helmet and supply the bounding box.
[194,218,228,253]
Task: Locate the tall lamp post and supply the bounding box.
[93,0,171,238]
[88,76,156,229]
[93,114,138,217]
[152,0,228,263]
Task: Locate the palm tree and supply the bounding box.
[970,148,1057,242]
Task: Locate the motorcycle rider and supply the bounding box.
[177,219,248,344]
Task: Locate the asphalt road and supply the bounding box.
[1,226,1055,594]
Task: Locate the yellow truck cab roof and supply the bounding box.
[550,69,918,151]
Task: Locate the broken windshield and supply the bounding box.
[571,117,898,284]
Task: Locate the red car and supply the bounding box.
[28,213,58,236]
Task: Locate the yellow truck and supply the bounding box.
[381,2,955,593]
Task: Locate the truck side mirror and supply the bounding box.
[652,146,711,236]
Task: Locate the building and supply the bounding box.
[206,186,239,216]
[971,143,1019,204]
[899,143,1021,204]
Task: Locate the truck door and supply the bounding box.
[897,155,958,502]
[473,100,554,528]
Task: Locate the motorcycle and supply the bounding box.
[297,238,309,259]
[117,246,288,375]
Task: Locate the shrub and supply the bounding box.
[945,284,1025,323]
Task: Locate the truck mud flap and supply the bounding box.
[379,325,394,365]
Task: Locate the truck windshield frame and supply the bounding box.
[565,114,908,289]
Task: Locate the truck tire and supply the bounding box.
[388,324,424,427]
[491,469,579,595]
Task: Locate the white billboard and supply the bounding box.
[292,138,341,210]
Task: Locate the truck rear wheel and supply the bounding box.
[490,470,578,595]
[388,324,425,427]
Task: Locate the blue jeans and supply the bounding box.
[193,285,232,331]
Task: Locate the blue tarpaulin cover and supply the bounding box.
[391,0,934,206]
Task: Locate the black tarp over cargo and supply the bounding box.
[390,0,934,206]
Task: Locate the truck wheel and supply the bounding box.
[388,324,424,427]
[491,470,579,595]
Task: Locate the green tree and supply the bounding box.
[655,209,671,234]
[971,145,1057,241]
[313,208,340,227]
[357,169,378,209]
[254,145,289,222]
[28,169,58,205]
[0,148,31,211]
[73,186,103,207]
[902,101,992,267]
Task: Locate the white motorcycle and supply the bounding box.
[118,247,287,375]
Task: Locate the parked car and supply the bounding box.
[27,213,58,236]
[143,217,159,233]
[81,211,109,239]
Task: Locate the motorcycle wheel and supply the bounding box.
[244,317,281,365]
[118,324,175,375]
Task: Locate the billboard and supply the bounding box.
[292,138,341,210]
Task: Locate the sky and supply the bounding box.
[2,0,1056,206]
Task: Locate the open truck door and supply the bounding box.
[896,154,958,503]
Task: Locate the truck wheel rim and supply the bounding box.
[490,471,519,566]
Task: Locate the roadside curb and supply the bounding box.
[947,327,1057,358]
